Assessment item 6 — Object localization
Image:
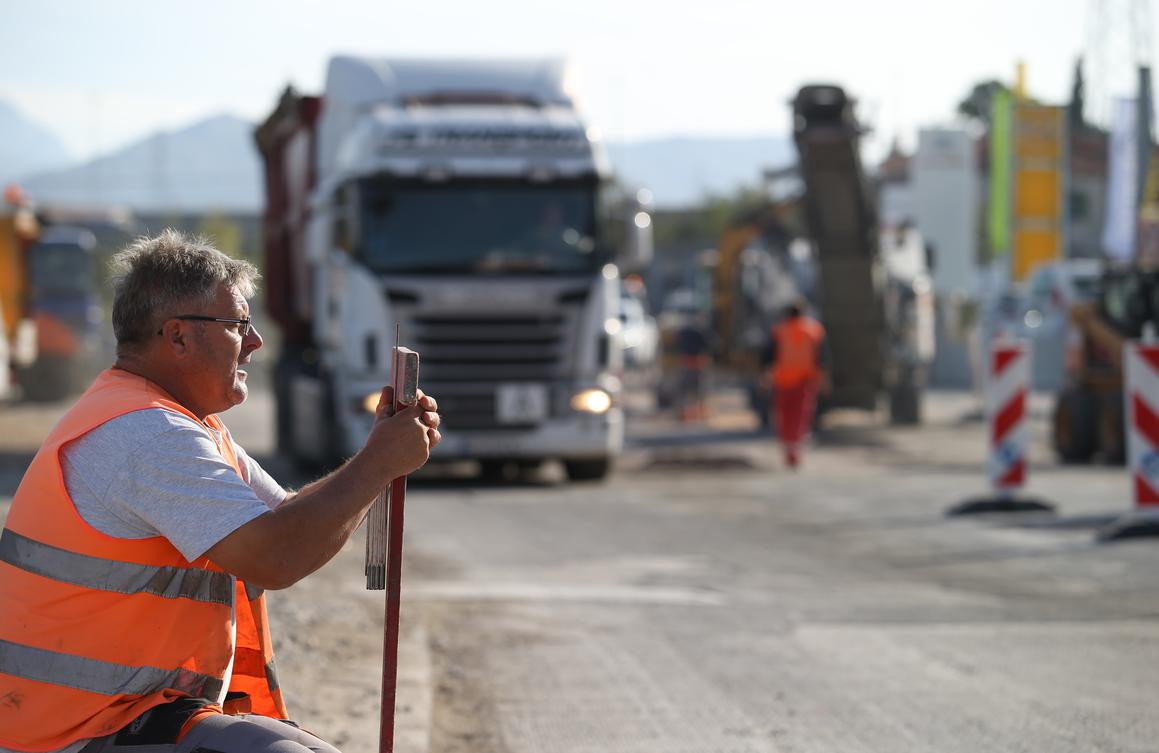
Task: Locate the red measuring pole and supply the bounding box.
[379,346,419,753]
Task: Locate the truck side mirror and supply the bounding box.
[332,183,361,253]
[619,190,653,273]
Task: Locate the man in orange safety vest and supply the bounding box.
[0,230,442,753]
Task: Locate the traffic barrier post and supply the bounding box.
[1099,334,1159,541]
[948,337,1054,515]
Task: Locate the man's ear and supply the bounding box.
[158,319,192,357]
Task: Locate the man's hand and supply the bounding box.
[367,386,442,478]
[204,387,442,590]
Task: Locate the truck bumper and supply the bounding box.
[342,407,623,462]
[432,409,624,461]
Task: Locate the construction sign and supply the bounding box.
[1011,104,1068,281]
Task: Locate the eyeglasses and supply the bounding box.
[157,315,253,337]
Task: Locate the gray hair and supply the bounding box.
[110,229,259,349]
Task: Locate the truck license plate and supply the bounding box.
[496,383,548,424]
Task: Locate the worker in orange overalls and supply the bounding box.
[768,301,829,468]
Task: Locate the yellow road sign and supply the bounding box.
[1011,105,1067,281]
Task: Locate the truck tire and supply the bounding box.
[479,460,511,482]
[887,382,921,425]
[1053,385,1097,463]
[275,346,343,472]
[1099,391,1126,465]
[564,457,612,481]
[748,381,770,429]
[273,348,300,459]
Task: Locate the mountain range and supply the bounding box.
[0,101,75,183]
[2,100,793,211]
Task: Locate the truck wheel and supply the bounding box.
[1053,386,1097,463]
[479,460,511,482]
[1099,392,1126,465]
[564,458,612,481]
[748,382,771,429]
[273,352,298,459]
[887,383,921,425]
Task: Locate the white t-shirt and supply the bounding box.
[0,408,288,753]
[63,408,286,558]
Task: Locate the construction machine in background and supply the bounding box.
[791,84,934,424]
[1051,266,1157,464]
[20,226,101,401]
[687,84,934,426]
[0,193,39,400]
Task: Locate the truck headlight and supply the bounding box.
[571,388,612,414]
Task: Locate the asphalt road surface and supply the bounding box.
[2,384,1157,752]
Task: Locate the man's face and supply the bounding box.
[186,282,263,414]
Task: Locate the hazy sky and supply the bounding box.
[0,0,1149,161]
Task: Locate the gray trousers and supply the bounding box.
[80,703,342,753]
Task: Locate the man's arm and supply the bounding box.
[205,389,440,590]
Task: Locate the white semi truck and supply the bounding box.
[255,57,651,480]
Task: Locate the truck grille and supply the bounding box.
[411,313,569,430]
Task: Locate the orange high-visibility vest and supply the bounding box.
[0,368,287,751]
[769,316,826,388]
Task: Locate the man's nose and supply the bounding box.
[245,323,264,351]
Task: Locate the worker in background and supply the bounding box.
[767,300,829,468]
[676,311,711,421]
[0,230,441,752]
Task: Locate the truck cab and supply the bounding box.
[256,57,650,480]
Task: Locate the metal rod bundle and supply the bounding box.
[365,488,388,590]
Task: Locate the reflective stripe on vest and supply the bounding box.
[0,529,234,605]
[0,639,225,700]
[265,659,281,692]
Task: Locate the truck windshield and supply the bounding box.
[356,180,602,275]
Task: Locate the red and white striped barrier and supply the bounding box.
[987,339,1031,493]
[1124,340,1159,509]
[949,336,1053,515]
